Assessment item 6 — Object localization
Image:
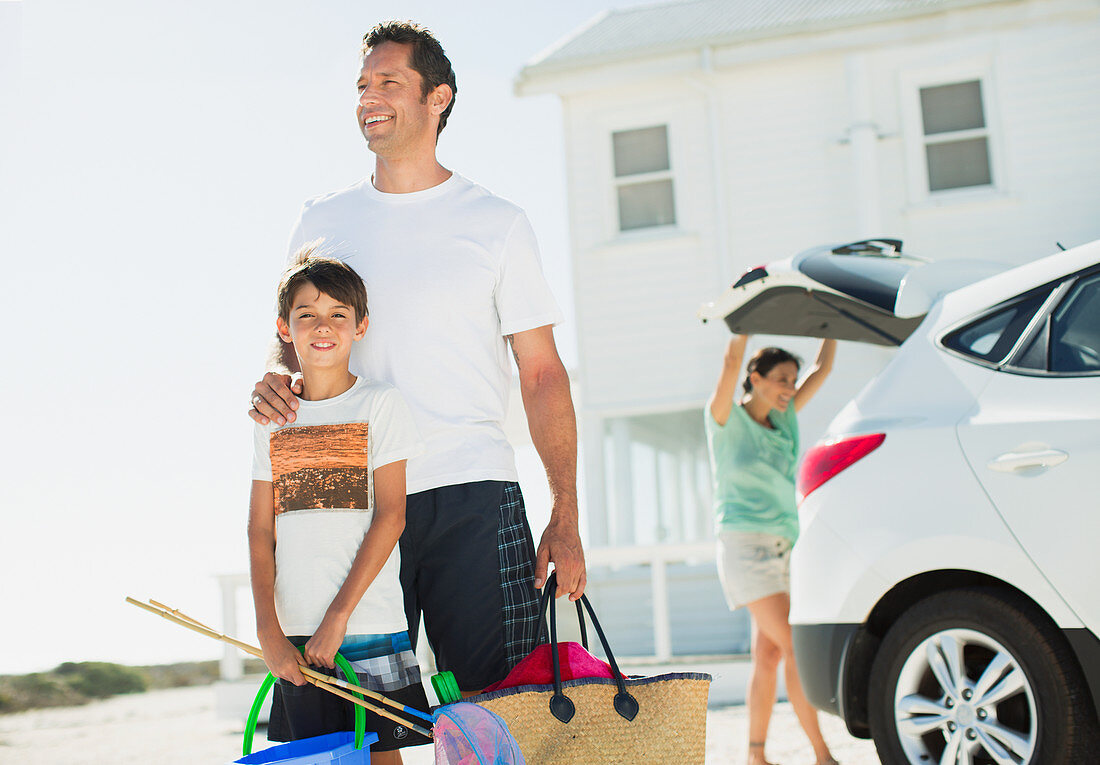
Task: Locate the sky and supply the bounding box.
[0,0,662,675]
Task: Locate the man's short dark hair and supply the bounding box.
[278,241,369,325]
[362,20,457,136]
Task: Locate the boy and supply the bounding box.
[249,244,429,763]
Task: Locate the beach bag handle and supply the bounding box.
[538,572,639,724]
[537,586,588,650]
[242,650,367,755]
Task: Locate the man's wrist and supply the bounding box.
[548,495,580,524]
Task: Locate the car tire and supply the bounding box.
[867,586,1097,764]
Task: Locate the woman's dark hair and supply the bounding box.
[743,347,801,394]
[362,20,457,136]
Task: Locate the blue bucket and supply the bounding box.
[236,652,375,764]
[234,730,378,764]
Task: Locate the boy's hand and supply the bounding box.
[303,613,349,670]
[249,372,303,426]
[258,632,308,686]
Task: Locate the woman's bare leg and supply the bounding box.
[746,609,782,765]
[747,593,836,765]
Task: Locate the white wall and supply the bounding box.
[549,2,1100,551]
[563,3,1100,420]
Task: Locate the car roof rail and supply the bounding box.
[832,238,903,256]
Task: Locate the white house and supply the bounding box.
[516,0,1100,659]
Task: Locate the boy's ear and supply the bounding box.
[276,316,293,344]
[354,316,369,341]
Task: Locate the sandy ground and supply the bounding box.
[0,685,882,764]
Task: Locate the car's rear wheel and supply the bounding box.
[868,586,1097,764]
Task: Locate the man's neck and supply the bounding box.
[299,368,358,402]
[372,154,452,194]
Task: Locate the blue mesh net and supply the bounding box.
[432,703,525,765]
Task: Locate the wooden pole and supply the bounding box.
[125,597,432,738]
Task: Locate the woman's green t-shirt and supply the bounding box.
[705,402,800,543]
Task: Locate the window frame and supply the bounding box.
[1013,270,1100,377]
[900,57,1007,205]
[939,267,1100,378]
[940,285,1056,368]
[610,123,678,234]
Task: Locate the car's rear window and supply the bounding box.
[798,253,914,312]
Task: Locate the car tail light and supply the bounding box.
[732,266,768,288]
[797,433,886,503]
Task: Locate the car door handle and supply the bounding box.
[987,449,1068,473]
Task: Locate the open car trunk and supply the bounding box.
[700,239,1006,348]
[721,286,925,346]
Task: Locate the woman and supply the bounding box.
[705,334,838,765]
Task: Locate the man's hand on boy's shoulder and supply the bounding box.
[250,372,304,427]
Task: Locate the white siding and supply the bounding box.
[537,0,1100,650]
[566,85,725,412]
[563,7,1100,424]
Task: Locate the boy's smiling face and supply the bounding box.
[276,282,367,374]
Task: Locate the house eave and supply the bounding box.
[514,0,1022,98]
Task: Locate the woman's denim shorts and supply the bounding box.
[716,530,793,609]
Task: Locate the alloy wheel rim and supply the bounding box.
[893,628,1037,764]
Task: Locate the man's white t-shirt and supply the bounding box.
[287,172,563,495]
[251,377,422,636]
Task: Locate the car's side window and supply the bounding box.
[1012,315,1049,371]
[1049,273,1100,374]
[943,290,1050,364]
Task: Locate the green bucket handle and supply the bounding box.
[242,650,366,755]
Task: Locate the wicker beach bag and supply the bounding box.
[468,574,711,764]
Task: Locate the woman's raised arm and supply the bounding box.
[707,335,750,426]
[793,338,837,412]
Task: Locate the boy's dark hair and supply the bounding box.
[277,241,369,325]
[362,20,457,136]
[743,347,801,394]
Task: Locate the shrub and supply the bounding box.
[1,673,86,711]
[54,662,147,699]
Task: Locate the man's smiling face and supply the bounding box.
[356,41,440,159]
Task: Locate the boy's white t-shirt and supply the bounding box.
[251,377,422,636]
[287,173,564,494]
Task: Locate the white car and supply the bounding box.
[700,239,1100,764]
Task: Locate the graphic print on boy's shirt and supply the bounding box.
[270,424,372,514]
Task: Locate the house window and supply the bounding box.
[919,80,992,192]
[612,125,676,231]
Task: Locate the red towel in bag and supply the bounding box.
[482,642,625,693]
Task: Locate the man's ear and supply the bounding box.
[276,316,293,344]
[429,83,453,116]
[354,316,369,341]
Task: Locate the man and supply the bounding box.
[249,20,585,693]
